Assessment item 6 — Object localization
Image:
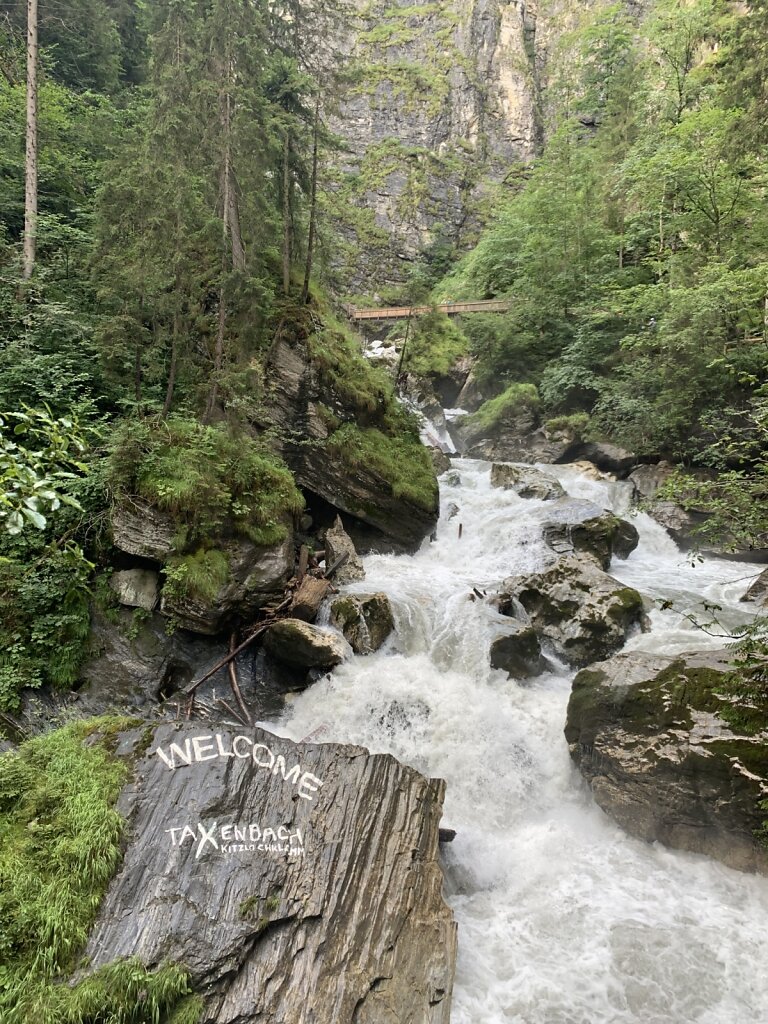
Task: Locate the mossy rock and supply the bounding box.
[565,650,768,875]
[330,593,395,654]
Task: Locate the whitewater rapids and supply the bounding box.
[267,459,768,1024]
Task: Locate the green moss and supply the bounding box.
[165,547,229,604]
[545,412,591,439]
[0,718,197,1023]
[468,384,540,432]
[307,316,392,418]
[325,423,438,513]
[400,311,469,377]
[107,415,304,548]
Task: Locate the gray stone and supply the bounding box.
[499,555,645,668]
[565,650,768,874]
[490,623,546,679]
[742,568,768,606]
[325,515,366,583]
[429,446,453,475]
[264,618,348,669]
[629,460,676,500]
[541,498,639,570]
[111,498,177,561]
[556,440,637,478]
[490,463,565,500]
[330,593,395,654]
[83,723,458,1022]
[109,568,159,611]
[160,532,294,635]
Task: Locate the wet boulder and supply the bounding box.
[489,622,547,679]
[263,618,348,669]
[490,463,565,501]
[429,447,453,475]
[330,593,395,654]
[498,555,645,668]
[742,569,768,606]
[557,440,637,478]
[324,515,366,583]
[83,723,457,1022]
[541,498,639,570]
[565,650,768,874]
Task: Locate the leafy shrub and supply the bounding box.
[400,311,468,377]
[544,412,591,439]
[106,416,304,547]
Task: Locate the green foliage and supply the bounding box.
[544,412,591,440]
[306,315,392,417]
[400,311,468,377]
[0,718,199,1023]
[0,407,89,535]
[165,548,230,603]
[326,422,438,512]
[0,540,94,711]
[106,416,304,547]
[467,384,540,433]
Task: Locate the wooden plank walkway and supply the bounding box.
[350,299,510,320]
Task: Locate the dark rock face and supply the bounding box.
[490,463,565,500]
[464,427,572,465]
[161,533,294,635]
[429,446,453,475]
[330,593,395,654]
[263,618,349,670]
[541,498,639,570]
[557,440,637,478]
[490,623,547,679]
[565,650,768,874]
[499,555,645,668]
[262,337,439,552]
[85,724,457,1022]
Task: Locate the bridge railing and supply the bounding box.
[350,300,510,320]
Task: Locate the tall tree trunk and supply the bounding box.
[282,132,291,296]
[162,310,179,418]
[206,45,233,421]
[22,0,38,281]
[301,94,321,305]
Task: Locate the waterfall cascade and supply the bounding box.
[267,458,768,1024]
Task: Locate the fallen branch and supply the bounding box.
[228,632,253,726]
[181,622,271,696]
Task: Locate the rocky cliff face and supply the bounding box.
[331,0,599,290]
[85,723,457,1023]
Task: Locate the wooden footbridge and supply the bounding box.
[350,299,510,320]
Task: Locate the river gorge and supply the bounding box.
[267,455,768,1024]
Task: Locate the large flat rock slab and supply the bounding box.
[85,724,456,1023]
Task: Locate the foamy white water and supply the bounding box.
[266,459,768,1023]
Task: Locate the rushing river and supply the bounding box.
[267,458,768,1024]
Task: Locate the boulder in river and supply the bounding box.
[499,555,646,668]
[324,515,366,583]
[264,618,348,669]
[541,498,639,570]
[557,440,637,478]
[83,723,458,1022]
[565,650,768,874]
[490,463,565,501]
[330,593,395,654]
[490,622,547,679]
[742,568,768,606]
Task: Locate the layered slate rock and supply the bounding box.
[541,498,639,570]
[557,440,637,478]
[264,618,348,669]
[565,650,768,874]
[490,463,565,501]
[111,497,177,561]
[324,515,366,584]
[498,555,645,668]
[160,533,294,635]
[109,568,159,611]
[85,724,457,1023]
[330,593,395,654]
